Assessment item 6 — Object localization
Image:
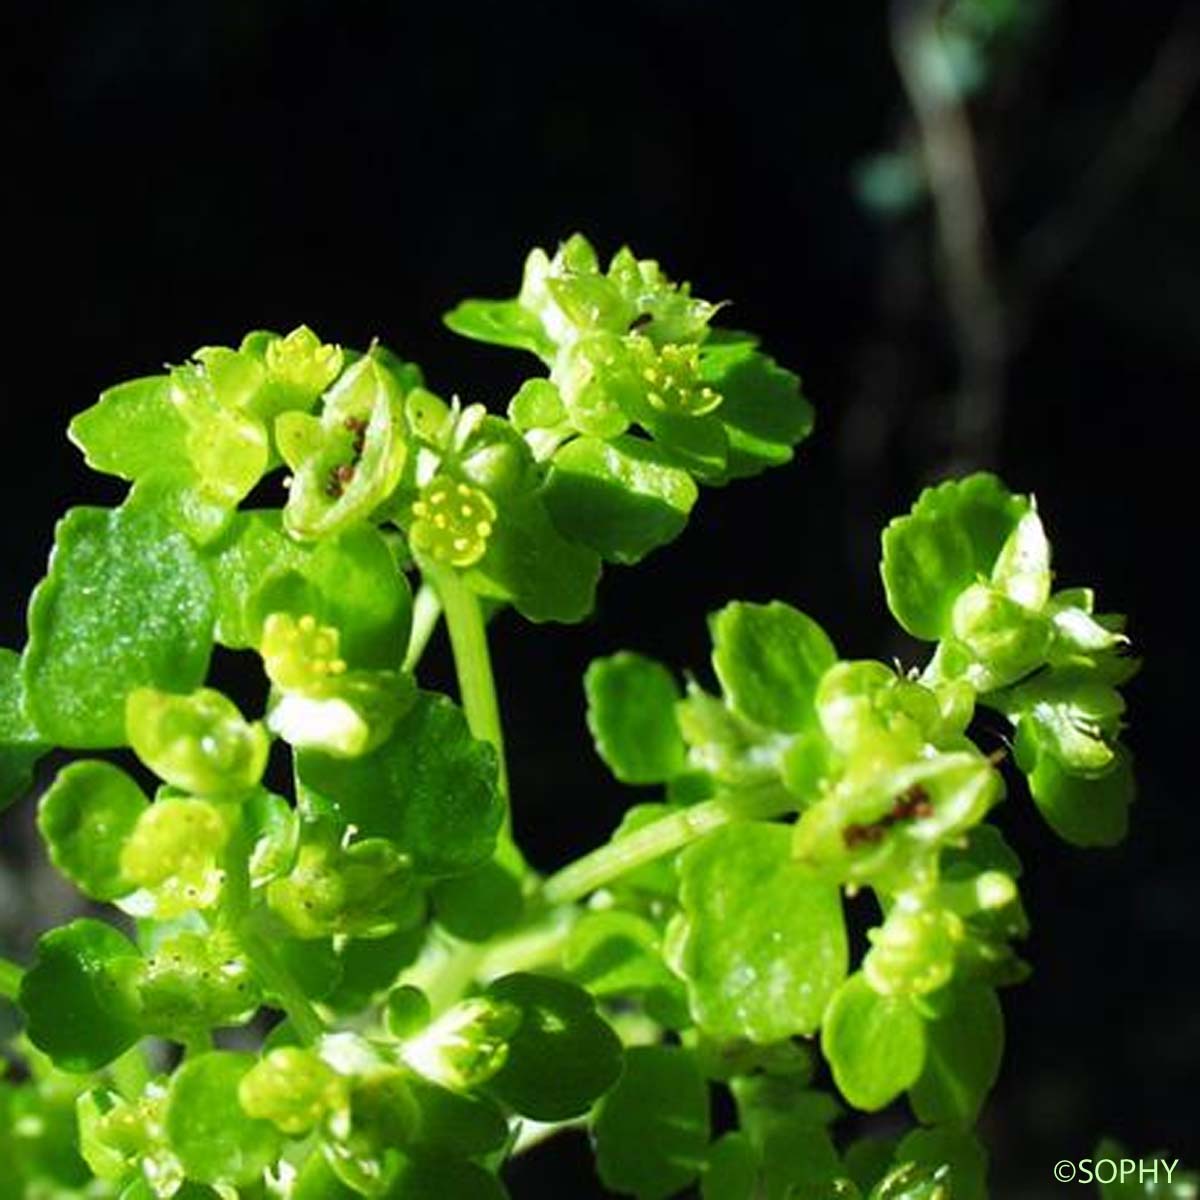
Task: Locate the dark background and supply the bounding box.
[2,2,1198,1196]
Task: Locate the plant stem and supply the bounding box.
[238,922,324,1044]
[110,1045,152,1101]
[424,563,509,800]
[475,909,576,980]
[404,582,443,671]
[0,956,23,1001]
[542,789,789,907]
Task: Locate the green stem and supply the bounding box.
[403,936,489,1016]
[110,1045,152,1101]
[424,563,509,799]
[238,922,325,1044]
[475,909,576,980]
[404,582,443,672]
[542,789,790,907]
[0,956,23,1001]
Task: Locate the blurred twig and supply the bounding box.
[1016,4,1200,297]
[890,0,1006,471]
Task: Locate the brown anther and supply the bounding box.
[843,823,885,849]
[891,784,933,822]
[629,312,653,331]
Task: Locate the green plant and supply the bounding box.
[0,234,1178,1199]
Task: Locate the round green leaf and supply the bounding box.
[698,344,814,481]
[203,512,412,667]
[709,601,837,733]
[430,860,524,942]
[821,973,926,1112]
[484,972,623,1121]
[466,491,601,625]
[584,651,685,784]
[297,692,502,877]
[18,920,143,1072]
[880,474,1028,641]
[593,1045,711,1200]
[23,504,216,748]
[37,761,148,900]
[443,297,554,360]
[544,434,698,565]
[702,1132,759,1200]
[406,1077,510,1158]
[909,983,1004,1127]
[674,822,848,1043]
[164,1052,281,1186]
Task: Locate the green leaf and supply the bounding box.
[19,919,143,1072]
[164,1052,281,1186]
[0,647,46,811]
[387,1152,510,1200]
[68,375,186,481]
[484,972,623,1120]
[821,973,926,1111]
[909,983,1003,1126]
[406,1077,510,1157]
[296,692,502,876]
[698,344,814,480]
[881,474,1029,640]
[1022,737,1134,847]
[203,511,412,666]
[563,910,687,1023]
[584,651,685,784]
[544,434,698,564]
[672,822,848,1042]
[1003,668,1125,774]
[326,929,424,1012]
[731,1075,842,1200]
[23,504,216,748]
[894,1127,987,1200]
[430,860,524,942]
[443,297,554,360]
[37,761,148,900]
[702,1133,760,1200]
[593,1045,711,1200]
[990,509,1051,611]
[710,601,837,733]
[467,491,601,624]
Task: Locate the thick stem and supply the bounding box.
[0,956,22,1001]
[404,582,443,671]
[424,563,510,801]
[542,789,790,907]
[238,922,325,1044]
